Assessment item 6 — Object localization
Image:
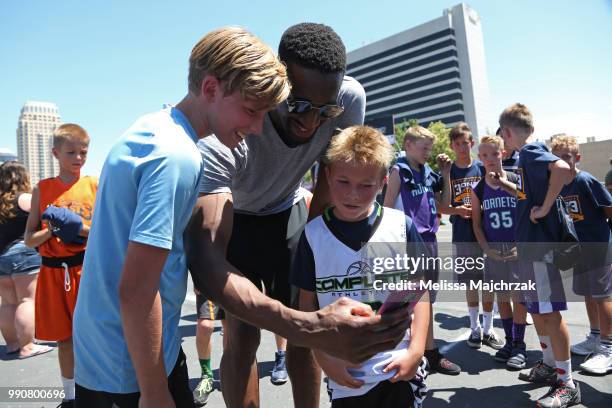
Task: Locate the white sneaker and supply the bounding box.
[571,333,599,356]
[579,346,612,375]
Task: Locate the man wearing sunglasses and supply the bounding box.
[187,23,380,408]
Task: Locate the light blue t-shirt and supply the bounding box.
[73,105,203,393]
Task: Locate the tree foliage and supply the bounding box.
[393,119,455,172]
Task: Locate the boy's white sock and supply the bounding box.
[539,335,555,367]
[555,359,575,388]
[482,311,493,335]
[468,306,480,331]
[61,376,75,401]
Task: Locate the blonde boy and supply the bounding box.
[470,135,529,369]
[551,135,612,375]
[293,125,430,406]
[499,103,580,408]
[25,123,98,406]
[383,125,461,375]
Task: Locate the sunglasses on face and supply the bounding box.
[286,97,344,119]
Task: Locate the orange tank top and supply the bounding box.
[38,176,98,258]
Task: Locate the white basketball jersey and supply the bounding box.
[305,207,411,399]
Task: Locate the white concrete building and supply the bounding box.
[16,101,61,184]
[348,3,491,140]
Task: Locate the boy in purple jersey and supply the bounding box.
[384,125,462,376]
[551,135,612,375]
[499,103,580,408]
[471,135,529,369]
[441,123,504,351]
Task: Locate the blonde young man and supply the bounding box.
[72,27,290,407]
[550,135,612,375]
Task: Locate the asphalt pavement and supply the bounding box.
[1,219,610,407]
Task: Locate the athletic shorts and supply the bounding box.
[452,242,483,285]
[484,258,519,289]
[331,379,420,408]
[420,236,439,303]
[572,264,611,299]
[227,199,307,308]
[35,256,82,341]
[75,347,193,408]
[196,293,225,320]
[0,241,40,277]
[518,260,567,314]
[483,243,519,288]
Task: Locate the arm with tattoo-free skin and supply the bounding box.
[530,160,572,223]
[185,193,413,363]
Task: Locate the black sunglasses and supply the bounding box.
[286,98,344,119]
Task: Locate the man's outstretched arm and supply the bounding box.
[185,193,412,363]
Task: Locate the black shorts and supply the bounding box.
[75,348,193,408]
[227,199,308,307]
[196,293,225,320]
[331,380,415,408]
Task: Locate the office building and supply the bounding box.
[347,3,491,140]
[16,101,61,183]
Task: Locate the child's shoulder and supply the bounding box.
[305,210,327,230]
[574,171,608,194]
[79,175,99,186]
[382,206,415,233]
[575,170,596,184]
[383,206,408,222]
[36,176,59,191]
[519,141,558,165]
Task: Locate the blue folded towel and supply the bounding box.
[42,205,85,244]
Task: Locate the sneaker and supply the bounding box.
[506,341,527,370]
[467,328,482,349]
[536,380,581,408]
[57,401,74,408]
[193,375,214,406]
[570,333,599,356]
[579,346,612,375]
[495,338,513,362]
[426,350,461,376]
[483,330,505,350]
[518,360,557,384]
[271,351,288,384]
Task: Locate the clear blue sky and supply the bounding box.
[2,0,611,176]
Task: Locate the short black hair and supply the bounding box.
[279,23,346,74]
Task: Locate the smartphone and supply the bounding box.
[377,284,427,314]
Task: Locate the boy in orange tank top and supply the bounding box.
[25,123,97,408]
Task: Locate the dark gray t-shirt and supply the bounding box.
[197,76,366,215]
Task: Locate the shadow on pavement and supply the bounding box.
[427,375,609,407]
[434,312,506,331]
[427,383,542,407]
[434,312,470,331]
